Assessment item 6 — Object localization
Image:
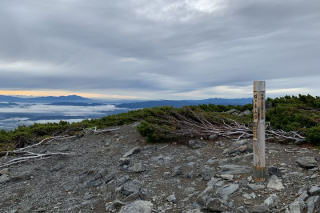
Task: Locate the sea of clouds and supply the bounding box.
[0,102,128,130]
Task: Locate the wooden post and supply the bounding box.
[253,81,266,181]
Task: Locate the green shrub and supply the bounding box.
[307,126,320,145]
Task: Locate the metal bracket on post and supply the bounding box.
[253,81,266,182]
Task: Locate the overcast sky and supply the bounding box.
[0,0,319,100]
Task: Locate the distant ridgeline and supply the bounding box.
[116,98,253,109]
[0,95,91,103]
[0,94,319,152]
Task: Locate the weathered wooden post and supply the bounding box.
[253,81,266,181]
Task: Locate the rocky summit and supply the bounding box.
[0,123,320,213]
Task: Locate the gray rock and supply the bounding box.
[0,168,9,175]
[287,199,306,213]
[105,200,125,213]
[226,109,239,114]
[119,157,131,166]
[296,190,309,202]
[220,174,234,181]
[249,205,270,213]
[267,175,284,190]
[217,184,239,200]
[309,185,320,196]
[185,209,202,213]
[208,134,218,141]
[239,110,252,116]
[117,175,130,186]
[167,194,176,203]
[207,177,225,188]
[188,140,206,149]
[84,169,108,188]
[296,156,318,169]
[105,173,116,184]
[197,178,224,206]
[184,187,196,194]
[84,192,95,200]
[151,154,172,165]
[243,192,256,199]
[50,163,65,172]
[206,198,229,212]
[206,158,218,165]
[187,162,196,167]
[199,166,214,181]
[248,183,265,191]
[264,194,279,209]
[116,179,143,197]
[129,163,146,173]
[306,196,320,213]
[219,164,251,175]
[268,167,282,177]
[223,140,252,156]
[123,147,141,158]
[172,166,183,177]
[119,200,153,213]
[0,174,10,184]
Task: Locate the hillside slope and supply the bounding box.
[1,123,320,212]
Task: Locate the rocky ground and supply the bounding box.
[0,122,320,213]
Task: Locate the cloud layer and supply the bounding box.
[0,0,319,99]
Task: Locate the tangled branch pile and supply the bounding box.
[137,107,305,143]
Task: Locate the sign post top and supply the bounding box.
[254,81,265,92]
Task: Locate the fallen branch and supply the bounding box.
[0,126,120,168]
[84,127,120,134]
[0,152,74,169]
[146,107,306,143]
[17,135,76,152]
[0,135,77,157]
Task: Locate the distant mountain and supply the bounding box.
[0,95,92,103]
[116,98,252,109]
[0,102,18,107]
[47,102,104,106]
[0,95,253,108]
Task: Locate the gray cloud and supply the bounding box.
[0,0,320,99]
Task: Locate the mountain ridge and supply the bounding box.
[0,95,91,103]
[116,98,252,108]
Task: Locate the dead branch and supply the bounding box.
[157,108,306,143]
[0,135,77,157]
[84,127,120,134]
[0,152,75,169]
[17,135,76,152]
[0,126,120,168]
